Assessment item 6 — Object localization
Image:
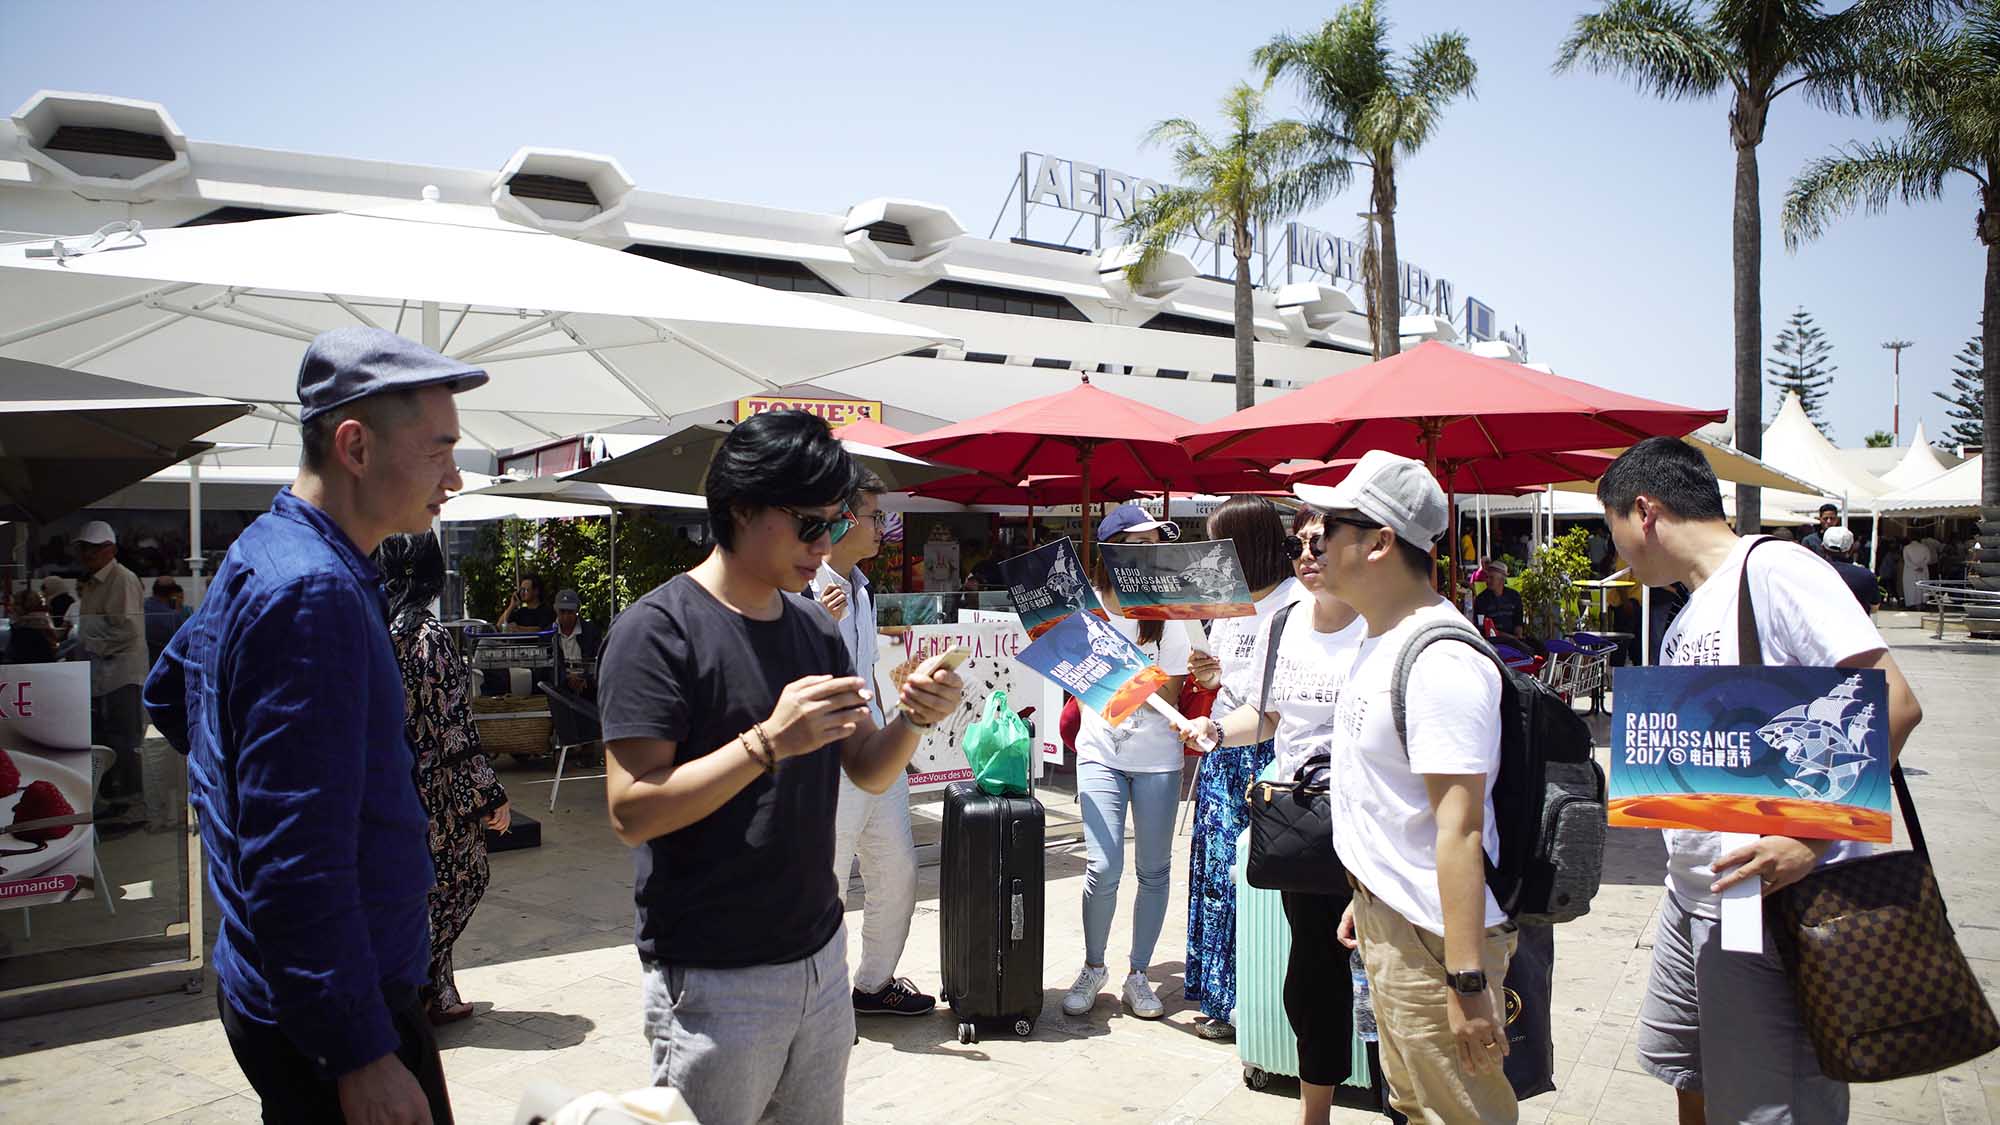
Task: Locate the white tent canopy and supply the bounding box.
[1875,454,1987,516]
[1878,422,1955,492]
[0,196,956,462]
[1734,392,1888,519]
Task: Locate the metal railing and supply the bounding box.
[1915,579,2000,640]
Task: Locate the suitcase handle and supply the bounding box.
[1009,878,1025,942]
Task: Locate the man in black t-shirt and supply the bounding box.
[598,411,964,1125]
[1820,526,1882,615]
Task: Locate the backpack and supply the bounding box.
[1391,618,1605,925]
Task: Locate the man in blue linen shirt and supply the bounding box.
[146,327,486,1125]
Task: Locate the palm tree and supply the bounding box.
[1783,6,2000,508]
[1254,0,1478,361]
[1557,0,1933,533]
[1122,82,1346,411]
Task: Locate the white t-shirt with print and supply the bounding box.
[1658,536,1889,919]
[1072,611,1193,774]
[1243,600,1368,777]
[1329,600,1507,936]
[1207,576,1310,717]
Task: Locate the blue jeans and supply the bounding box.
[1077,759,1180,972]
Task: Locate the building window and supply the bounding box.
[903,280,1088,322]
[623,244,843,295]
[1140,312,1235,338]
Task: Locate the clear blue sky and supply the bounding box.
[2,0,1980,448]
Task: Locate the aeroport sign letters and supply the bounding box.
[734,396,883,426]
[1015,151,1528,352]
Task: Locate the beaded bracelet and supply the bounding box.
[745,724,777,773]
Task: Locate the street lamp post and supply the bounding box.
[1882,339,1914,445]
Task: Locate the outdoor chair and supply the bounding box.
[538,683,602,813]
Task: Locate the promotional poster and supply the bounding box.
[1609,666,1893,843]
[998,539,1103,638]
[1096,539,1255,621]
[877,622,1035,793]
[1015,609,1168,728]
[0,662,98,909]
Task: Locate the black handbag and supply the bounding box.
[1738,539,2000,1082]
[1243,604,1346,894]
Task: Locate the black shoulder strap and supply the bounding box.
[1734,536,1785,667]
[1258,602,1299,718]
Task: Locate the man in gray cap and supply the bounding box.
[72,519,149,817]
[1299,450,1518,1122]
[146,326,486,1125]
[551,588,602,697]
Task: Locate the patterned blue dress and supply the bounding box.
[1183,737,1276,1022]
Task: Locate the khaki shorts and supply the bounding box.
[1350,880,1518,1124]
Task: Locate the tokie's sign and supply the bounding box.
[734,396,883,427]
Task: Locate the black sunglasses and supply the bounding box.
[1282,533,1323,560]
[778,506,856,545]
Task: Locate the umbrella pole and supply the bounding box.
[1869,509,1881,572]
[1444,464,1460,606]
[1079,444,1095,576]
[188,453,204,579]
[609,508,620,616]
[1027,500,1036,550]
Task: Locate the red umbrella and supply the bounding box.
[1180,341,1724,467]
[1287,449,1617,494]
[893,376,1215,571]
[830,418,916,447]
[1184,343,1722,594]
[916,464,1285,512]
[914,474,1144,508]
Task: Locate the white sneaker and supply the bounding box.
[1062,964,1109,1016]
[1122,972,1164,1019]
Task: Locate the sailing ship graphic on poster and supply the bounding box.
[1758,673,1876,805]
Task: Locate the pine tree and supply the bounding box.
[1766,305,1837,431]
[1934,331,1987,450]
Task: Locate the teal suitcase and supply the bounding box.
[1231,824,1375,1092]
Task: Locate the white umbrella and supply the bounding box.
[0,193,956,459]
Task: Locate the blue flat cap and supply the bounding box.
[296,326,489,423]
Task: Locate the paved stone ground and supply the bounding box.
[1,611,1994,1123]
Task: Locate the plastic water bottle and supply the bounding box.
[1351,950,1378,1044]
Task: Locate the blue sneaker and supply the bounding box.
[853,977,935,1017]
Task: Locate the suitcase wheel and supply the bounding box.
[1243,1065,1270,1091]
[957,1021,977,1045]
[1013,1018,1033,1037]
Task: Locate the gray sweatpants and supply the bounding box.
[641,924,854,1125]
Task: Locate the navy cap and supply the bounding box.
[1096,504,1174,542]
[296,326,489,424]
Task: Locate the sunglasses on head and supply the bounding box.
[779,506,856,545]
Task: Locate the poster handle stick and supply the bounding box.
[1176,749,1205,836]
[1716,830,1764,954]
[1144,693,1215,752]
[1180,618,1210,654]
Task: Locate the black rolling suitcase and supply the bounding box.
[939,781,1044,1044]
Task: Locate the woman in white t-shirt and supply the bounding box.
[1182,508,1372,1120]
[1179,496,1308,1041]
[1061,506,1192,1022]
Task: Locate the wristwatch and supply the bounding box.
[1445,969,1488,995]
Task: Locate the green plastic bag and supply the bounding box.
[962,689,1033,796]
